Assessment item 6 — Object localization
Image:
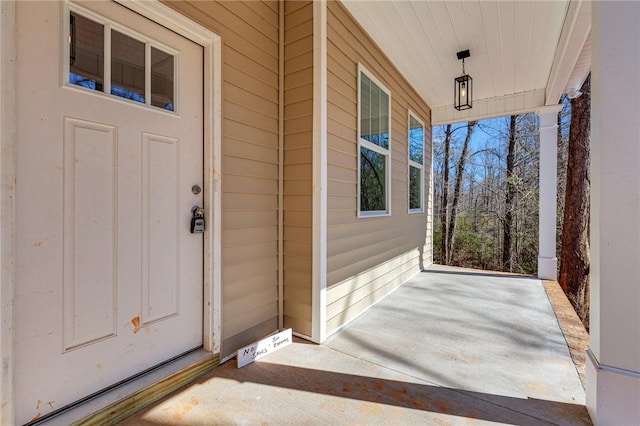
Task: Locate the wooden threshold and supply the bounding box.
[35,349,219,426]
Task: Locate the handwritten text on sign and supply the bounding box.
[237,328,292,368]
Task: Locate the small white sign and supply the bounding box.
[237,328,293,368]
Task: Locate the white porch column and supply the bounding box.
[587,2,640,425]
[536,105,562,280]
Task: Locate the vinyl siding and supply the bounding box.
[326,2,432,335]
[166,1,280,358]
[283,1,313,337]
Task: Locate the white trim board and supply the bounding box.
[312,0,328,343]
[277,0,285,331]
[0,1,17,423]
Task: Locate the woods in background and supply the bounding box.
[434,111,562,274]
[434,75,591,330]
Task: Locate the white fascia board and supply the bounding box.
[432,89,546,125]
[546,0,591,105]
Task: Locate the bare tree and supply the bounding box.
[440,124,452,264]
[503,115,517,270]
[447,121,477,263]
[559,74,591,330]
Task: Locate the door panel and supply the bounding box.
[142,133,180,325]
[14,1,204,423]
[63,117,119,351]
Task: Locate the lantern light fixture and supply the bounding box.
[454,49,472,111]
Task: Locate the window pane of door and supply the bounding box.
[111,30,145,103]
[151,47,174,111]
[69,12,104,91]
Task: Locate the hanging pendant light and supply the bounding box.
[454,49,472,111]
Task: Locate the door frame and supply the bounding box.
[0,1,222,423]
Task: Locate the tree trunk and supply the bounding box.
[447,121,477,263]
[440,124,452,265]
[503,115,517,271]
[559,74,591,330]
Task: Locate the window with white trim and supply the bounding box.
[358,65,391,216]
[408,112,424,212]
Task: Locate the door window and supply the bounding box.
[68,9,176,112]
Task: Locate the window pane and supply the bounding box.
[409,115,423,164]
[111,30,145,103]
[360,74,371,142]
[69,12,104,91]
[409,165,422,210]
[378,90,389,149]
[360,146,386,212]
[360,71,389,150]
[370,83,380,145]
[151,47,174,111]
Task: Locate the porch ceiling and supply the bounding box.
[341,0,591,125]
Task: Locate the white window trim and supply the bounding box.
[408,110,425,214]
[357,63,391,217]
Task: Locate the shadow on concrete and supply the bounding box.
[130,359,591,426]
[123,266,591,425]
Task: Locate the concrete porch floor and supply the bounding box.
[120,265,592,425]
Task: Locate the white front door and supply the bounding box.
[14,1,204,423]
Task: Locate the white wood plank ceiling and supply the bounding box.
[341,0,591,124]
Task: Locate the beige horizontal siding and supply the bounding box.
[283,0,313,337]
[166,1,280,358]
[326,1,432,336]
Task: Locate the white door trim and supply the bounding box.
[0,1,222,422]
[0,1,17,424]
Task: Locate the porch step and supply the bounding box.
[33,349,219,426]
